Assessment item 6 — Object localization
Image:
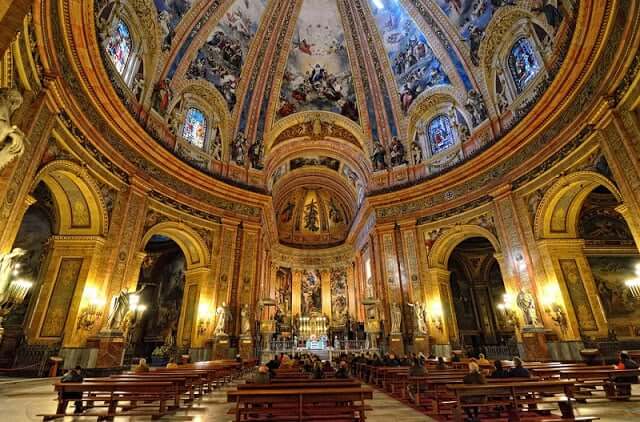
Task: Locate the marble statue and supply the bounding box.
[214,303,230,336]
[105,284,148,332]
[389,136,406,167]
[0,248,27,297]
[231,133,246,166]
[240,304,251,336]
[248,138,263,169]
[391,303,402,333]
[414,302,428,334]
[411,141,423,164]
[371,139,386,171]
[0,88,25,172]
[464,89,488,126]
[517,289,539,326]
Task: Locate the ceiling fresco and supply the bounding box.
[155,0,200,51]
[277,0,359,123]
[186,0,269,109]
[367,0,451,113]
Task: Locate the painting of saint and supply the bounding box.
[304,199,320,232]
[302,270,322,315]
[508,38,540,93]
[330,269,348,324]
[154,0,197,51]
[368,0,450,112]
[187,0,269,109]
[278,0,359,122]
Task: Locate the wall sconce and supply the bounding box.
[624,263,640,298]
[77,286,106,331]
[541,284,568,332]
[197,302,213,336]
[430,301,444,332]
[497,293,520,330]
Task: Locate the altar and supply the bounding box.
[305,337,327,350]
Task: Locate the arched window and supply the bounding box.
[508,38,540,93]
[182,108,208,148]
[104,19,132,75]
[428,114,456,155]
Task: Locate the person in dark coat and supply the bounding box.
[335,361,350,379]
[60,366,84,414]
[462,362,487,422]
[508,357,531,378]
[253,365,271,384]
[489,360,510,379]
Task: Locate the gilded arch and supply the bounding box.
[31,160,109,236]
[428,224,502,268]
[533,171,623,240]
[140,221,210,268]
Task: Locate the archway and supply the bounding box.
[447,237,513,357]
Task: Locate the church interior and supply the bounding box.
[1,0,640,420]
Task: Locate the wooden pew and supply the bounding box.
[39,381,175,421]
[238,380,361,390]
[531,365,616,380]
[445,380,594,422]
[559,368,640,400]
[227,387,373,422]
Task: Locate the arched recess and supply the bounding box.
[31,160,109,236]
[140,221,210,269]
[428,225,502,269]
[533,171,624,240]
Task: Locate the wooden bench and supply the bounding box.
[559,368,640,400]
[227,387,373,422]
[39,381,175,421]
[446,380,582,422]
[238,380,361,390]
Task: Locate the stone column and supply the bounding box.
[536,239,608,359]
[376,226,403,354]
[423,267,454,358]
[24,236,105,368]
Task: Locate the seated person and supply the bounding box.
[451,353,461,363]
[508,357,531,378]
[489,360,510,378]
[463,362,487,422]
[266,357,280,377]
[335,361,351,379]
[615,351,639,369]
[133,358,150,373]
[409,358,428,377]
[235,354,243,363]
[610,351,639,397]
[477,353,490,366]
[166,358,178,369]
[312,361,324,379]
[386,353,401,367]
[253,365,271,384]
[435,356,447,370]
[60,366,84,414]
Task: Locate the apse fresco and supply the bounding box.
[155,0,199,50]
[302,270,322,315]
[277,0,359,122]
[368,0,450,113]
[187,0,269,109]
[589,256,640,335]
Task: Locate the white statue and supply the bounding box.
[0,248,27,297]
[0,88,25,171]
[240,304,251,336]
[517,289,540,326]
[214,303,230,336]
[414,302,428,334]
[391,303,402,333]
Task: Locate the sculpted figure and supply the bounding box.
[0,88,25,171]
[240,304,252,336]
[214,302,231,336]
[411,141,423,164]
[414,302,428,334]
[231,133,246,165]
[391,303,402,333]
[389,136,406,167]
[371,139,387,171]
[517,289,540,326]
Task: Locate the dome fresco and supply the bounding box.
[95,0,573,206]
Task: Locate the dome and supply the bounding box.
[94,0,570,201]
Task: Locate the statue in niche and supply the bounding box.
[464,89,487,127]
[132,73,145,102]
[390,303,402,333]
[517,289,540,326]
[105,284,149,332]
[389,136,406,167]
[151,79,172,117]
[0,248,27,296]
[240,304,251,336]
[210,129,222,160]
[248,137,263,169]
[371,139,387,171]
[411,141,422,164]
[214,302,230,336]
[168,105,184,136]
[231,132,247,165]
[414,302,428,335]
[0,88,25,172]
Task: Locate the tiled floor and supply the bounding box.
[1,376,639,421]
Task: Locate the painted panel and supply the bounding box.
[40,258,83,338]
[187,0,269,109]
[368,0,450,113]
[182,284,198,345]
[559,259,598,331]
[278,0,359,122]
[155,0,201,49]
[301,269,322,315]
[330,268,348,324]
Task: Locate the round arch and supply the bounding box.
[140,221,210,269]
[533,171,623,239]
[429,225,502,268]
[31,159,109,236]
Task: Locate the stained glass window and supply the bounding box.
[428,115,456,155]
[105,19,132,75]
[508,38,540,93]
[182,108,207,148]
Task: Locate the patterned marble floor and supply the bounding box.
[0,376,638,421]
